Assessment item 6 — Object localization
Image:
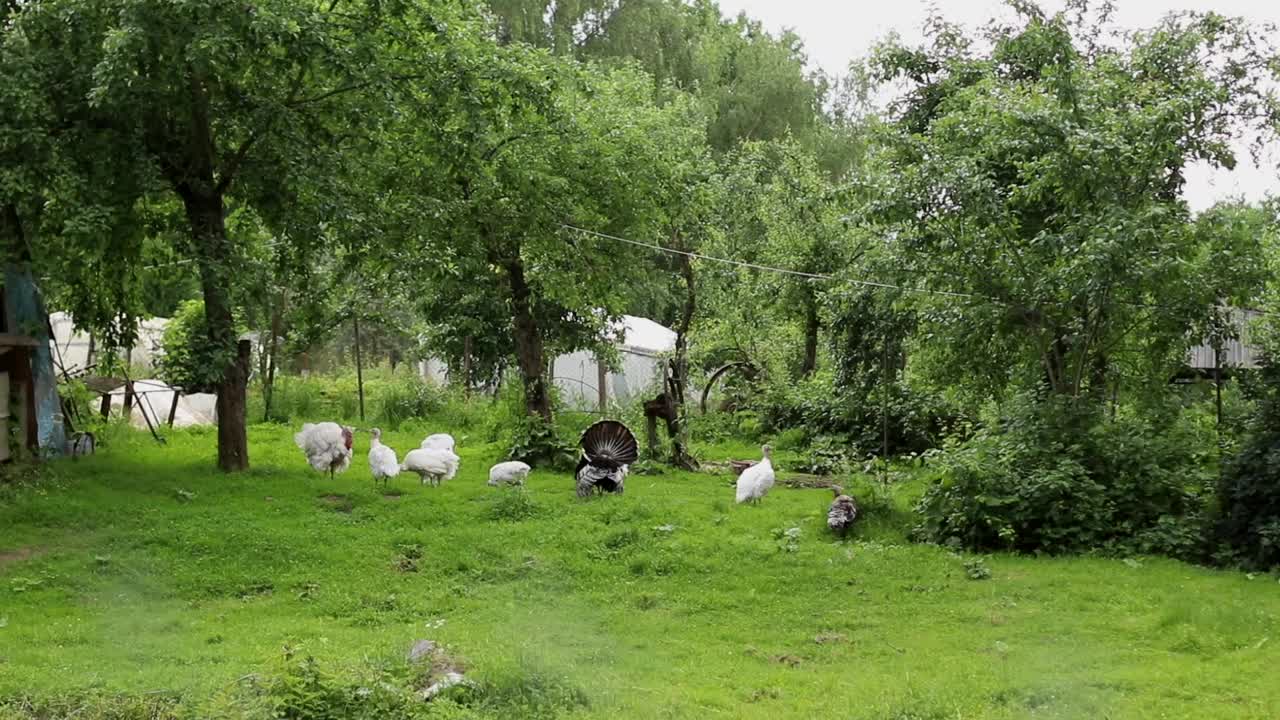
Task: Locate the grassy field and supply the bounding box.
[1,424,1278,719]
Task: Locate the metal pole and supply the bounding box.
[881,341,889,461]
[353,315,365,422]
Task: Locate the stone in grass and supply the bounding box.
[407,639,437,663]
[407,639,471,701]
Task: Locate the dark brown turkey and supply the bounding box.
[575,420,638,498]
[827,485,859,537]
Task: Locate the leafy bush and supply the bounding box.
[489,488,540,522]
[915,396,1211,557]
[751,371,962,458]
[505,414,576,470]
[793,435,856,476]
[377,376,446,429]
[1213,364,1280,569]
[156,299,237,393]
[963,557,991,580]
[252,369,472,430]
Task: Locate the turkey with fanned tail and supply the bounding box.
[575,420,638,498]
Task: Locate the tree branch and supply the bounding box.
[481,131,557,162]
[216,64,311,194]
[287,73,430,108]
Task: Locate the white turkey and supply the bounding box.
[735,445,775,504]
[401,447,460,487]
[421,433,455,452]
[368,428,401,486]
[575,420,638,498]
[827,485,858,537]
[488,460,531,487]
[294,422,354,480]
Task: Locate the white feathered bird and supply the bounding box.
[488,461,531,487]
[368,428,401,486]
[401,447,460,486]
[735,445,775,504]
[295,422,354,480]
[421,433,455,452]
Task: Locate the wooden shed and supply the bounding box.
[1186,308,1265,378]
[0,289,41,460]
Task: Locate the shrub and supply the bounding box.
[1213,364,1280,569]
[915,395,1210,557]
[156,299,239,393]
[504,415,576,470]
[751,371,962,458]
[377,376,446,429]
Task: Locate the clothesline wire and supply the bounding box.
[558,223,1277,319]
[558,223,983,300]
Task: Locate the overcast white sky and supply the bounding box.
[715,0,1280,211]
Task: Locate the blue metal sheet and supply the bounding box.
[4,265,66,456]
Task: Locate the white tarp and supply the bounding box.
[50,312,169,374]
[552,315,677,410]
[414,315,678,410]
[614,315,676,354]
[107,379,217,429]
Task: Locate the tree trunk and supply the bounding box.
[180,189,249,471]
[1042,333,1072,396]
[263,292,283,422]
[667,246,697,469]
[801,292,819,378]
[506,257,552,422]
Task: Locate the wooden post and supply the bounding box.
[353,315,365,422]
[597,354,608,412]
[168,387,181,427]
[263,295,282,422]
[123,380,134,415]
[99,392,111,419]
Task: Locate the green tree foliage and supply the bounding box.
[701,139,853,378]
[916,394,1212,557]
[372,42,709,431]
[873,3,1279,400]
[1214,362,1280,569]
[877,3,1280,556]
[156,299,230,393]
[485,0,827,151]
[4,0,482,470]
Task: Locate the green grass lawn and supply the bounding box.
[1,424,1278,719]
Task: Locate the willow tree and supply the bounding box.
[5,0,471,470]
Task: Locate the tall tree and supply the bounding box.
[485,0,827,151]
[874,3,1279,400]
[704,139,852,378]
[373,43,707,428]
[6,0,472,469]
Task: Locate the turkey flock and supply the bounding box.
[294,418,859,537]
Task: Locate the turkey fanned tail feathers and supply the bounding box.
[575,420,637,497]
